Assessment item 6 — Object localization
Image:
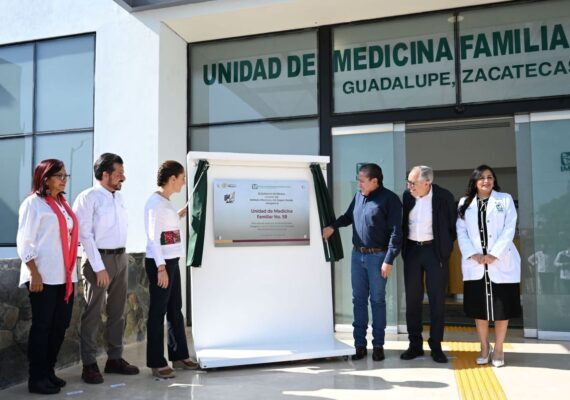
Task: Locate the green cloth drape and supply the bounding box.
[187,160,209,267]
[310,163,344,262]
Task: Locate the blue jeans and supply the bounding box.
[351,249,388,348]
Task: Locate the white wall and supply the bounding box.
[93,14,163,252]
[0,0,176,252]
[143,0,510,42]
[157,23,189,307]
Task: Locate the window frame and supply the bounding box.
[0,33,96,247]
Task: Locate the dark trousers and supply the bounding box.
[145,258,189,368]
[27,283,74,381]
[403,243,447,351]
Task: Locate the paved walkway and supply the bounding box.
[3,327,570,399]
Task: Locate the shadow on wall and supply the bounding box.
[0,253,149,389]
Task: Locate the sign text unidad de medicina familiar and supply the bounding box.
[200,23,570,93]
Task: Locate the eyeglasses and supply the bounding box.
[52,173,71,181]
[406,179,425,187]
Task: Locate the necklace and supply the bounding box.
[156,191,170,200]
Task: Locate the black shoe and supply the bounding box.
[105,358,140,375]
[28,378,61,395]
[82,363,104,384]
[351,346,367,360]
[431,349,448,363]
[400,347,425,360]
[372,346,385,361]
[48,371,66,387]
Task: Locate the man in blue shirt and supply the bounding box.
[323,163,402,361]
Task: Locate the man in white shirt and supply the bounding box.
[73,153,139,384]
[400,166,456,363]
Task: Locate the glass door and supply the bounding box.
[516,111,570,340]
[331,123,406,330]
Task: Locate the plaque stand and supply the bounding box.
[187,152,354,368]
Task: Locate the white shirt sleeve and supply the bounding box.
[73,192,105,272]
[146,202,166,267]
[16,197,40,264]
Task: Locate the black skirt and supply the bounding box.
[464,278,522,321]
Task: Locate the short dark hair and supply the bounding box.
[157,160,185,187]
[359,163,383,186]
[31,159,65,198]
[94,153,123,181]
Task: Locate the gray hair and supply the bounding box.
[412,165,434,183]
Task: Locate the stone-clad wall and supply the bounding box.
[0,253,149,389]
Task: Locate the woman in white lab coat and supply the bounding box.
[457,165,521,368]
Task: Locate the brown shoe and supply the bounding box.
[82,363,104,384]
[172,359,199,370]
[104,358,140,375]
[151,367,176,379]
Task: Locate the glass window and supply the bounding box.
[460,0,570,103]
[35,35,95,131]
[529,116,570,333]
[331,124,406,326]
[0,44,34,135]
[35,132,93,204]
[190,119,319,155]
[0,136,32,244]
[516,111,570,336]
[333,13,456,113]
[0,34,94,246]
[191,31,318,124]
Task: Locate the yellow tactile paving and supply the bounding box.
[446,340,508,400]
[444,325,476,333]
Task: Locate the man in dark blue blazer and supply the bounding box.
[323,163,402,362]
[401,166,456,363]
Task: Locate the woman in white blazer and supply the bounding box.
[17,159,79,394]
[457,165,521,368]
[144,160,198,379]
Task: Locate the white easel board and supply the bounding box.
[187,152,353,368]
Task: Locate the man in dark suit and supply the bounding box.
[400,166,456,363]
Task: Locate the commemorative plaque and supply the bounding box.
[213,179,310,246]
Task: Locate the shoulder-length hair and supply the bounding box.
[31,159,65,198]
[458,164,501,219]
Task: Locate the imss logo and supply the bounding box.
[561,152,570,172]
[224,192,235,203]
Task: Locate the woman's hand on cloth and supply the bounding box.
[178,206,188,218]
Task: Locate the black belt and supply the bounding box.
[354,245,386,254]
[98,248,126,255]
[408,239,434,246]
